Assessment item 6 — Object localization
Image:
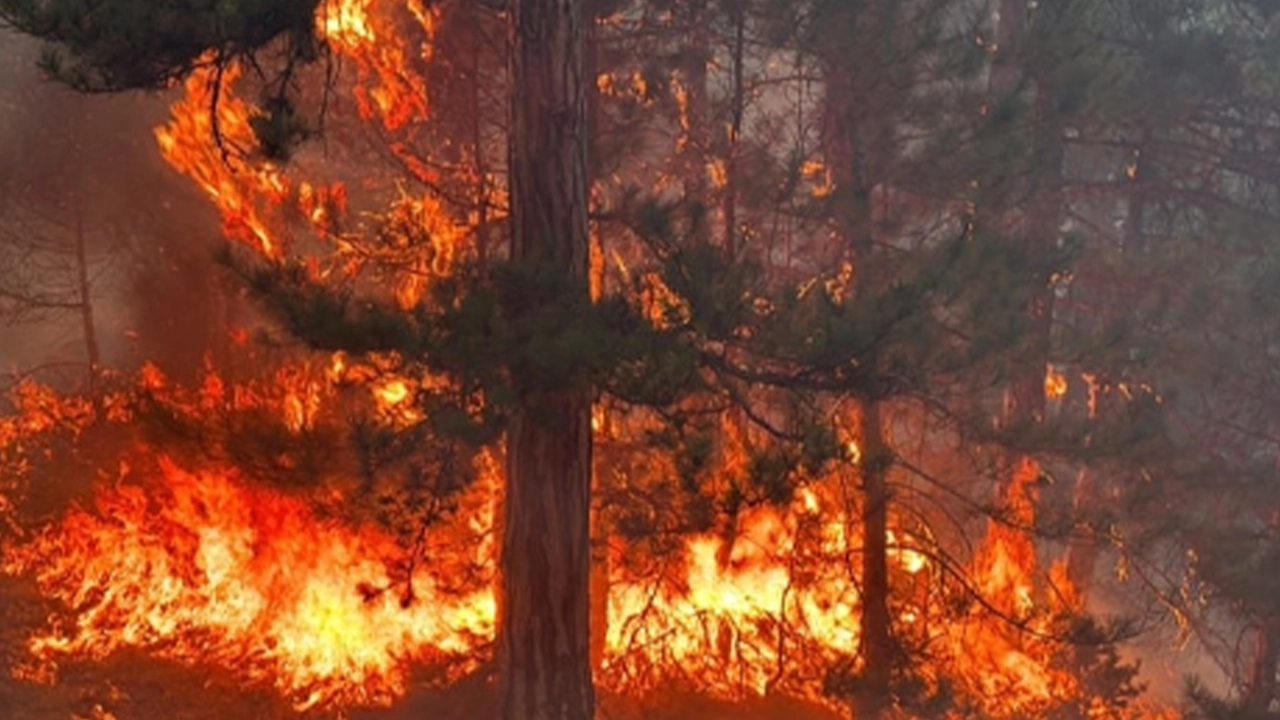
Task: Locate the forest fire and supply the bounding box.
[155,65,291,259]
[9,0,1080,708]
[3,0,1242,718]
[0,363,1103,716]
[3,457,494,710]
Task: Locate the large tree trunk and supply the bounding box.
[498,1,596,719]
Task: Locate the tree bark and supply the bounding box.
[498,1,596,719]
[823,12,893,714]
[1245,619,1280,715]
[678,0,710,245]
[584,2,609,679]
[723,1,745,258]
[73,198,100,396]
[856,399,894,720]
[470,17,492,265]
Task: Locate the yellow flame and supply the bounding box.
[1044,364,1068,400]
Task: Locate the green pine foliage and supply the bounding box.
[0,0,320,91]
[18,0,1280,714]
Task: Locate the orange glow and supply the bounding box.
[318,0,433,131]
[603,496,862,697]
[2,457,495,711]
[375,378,411,406]
[1045,364,1068,399]
[0,0,1181,717]
[638,271,691,329]
[155,65,290,258]
[945,458,1076,712]
[1,374,1157,717]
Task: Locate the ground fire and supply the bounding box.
[0,363,1161,717]
[3,0,1271,719]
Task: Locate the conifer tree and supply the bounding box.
[2,2,1213,719]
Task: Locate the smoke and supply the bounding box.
[0,31,241,389]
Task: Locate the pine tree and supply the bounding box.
[497,0,596,718]
[2,3,1195,719]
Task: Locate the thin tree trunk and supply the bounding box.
[989,0,1026,104]
[1244,506,1280,713]
[986,0,1060,451]
[498,0,596,719]
[824,17,893,714]
[471,23,492,265]
[1064,133,1149,598]
[856,398,893,720]
[1245,619,1280,714]
[978,0,1026,245]
[679,0,710,244]
[1004,98,1062,432]
[1122,133,1149,256]
[588,466,609,677]
[1063,468,1099,593]
[588,409,610,677]
[723,1,745,258]
[73,200,100,396]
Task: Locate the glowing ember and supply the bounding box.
[1045,364,1068,400]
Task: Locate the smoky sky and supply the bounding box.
[0,31,239,388]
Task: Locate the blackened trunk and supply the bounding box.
[1064,135,1149,599]
[470,20,492,264]
[1005,116,1062,431]
[857,399,893,720]
[989,0,1061,438]
[499,1,596,719]
[1063,467,1099,593]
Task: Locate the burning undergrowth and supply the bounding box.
[0,360,1162,719]
[0,362,497,711]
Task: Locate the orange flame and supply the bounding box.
[948,458,1075,710]
[0,0,1178,716]
[1045,364,1068,400]
[2,374,1160,717]
[318,0,434,131]
[3,458,494,710]
[155,65,290,258]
